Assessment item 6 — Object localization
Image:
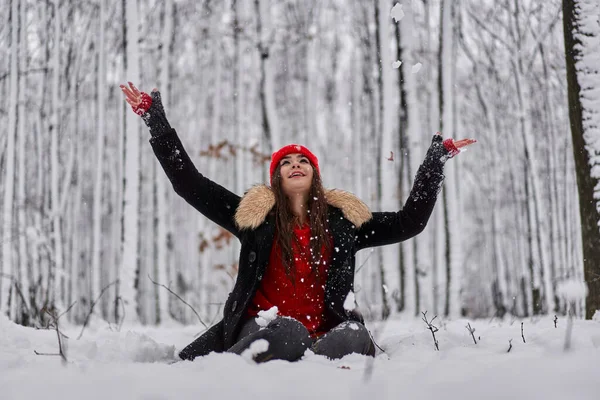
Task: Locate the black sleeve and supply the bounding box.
[179,320,225,360]
[355,134,449,250]
[150,129,241,238]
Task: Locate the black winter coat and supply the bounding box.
[149,129,449,361]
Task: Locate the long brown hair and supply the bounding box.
[271,164,331,283]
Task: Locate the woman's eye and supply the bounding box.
[300,159,308,163]
[281,160,290,165]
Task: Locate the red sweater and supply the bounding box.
[247,224,330,336]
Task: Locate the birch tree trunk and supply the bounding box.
[120,0,141,324]
[91,0,106,314]
[439,0,462,317]
[255,0,279,154]
[397,0,422,316]
[14,0,30,323]
[375,0,394,319]
[156,0,174,324]
[2,0,19,316]
[563,0,600,320]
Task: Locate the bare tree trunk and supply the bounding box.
[120,0,141,324]
[91,0,106,314]
[375,0,393,319]
[396,0,420,316]
[2,0,19,316]
[439,0,462,317]
[255,0,279,156]
[154,0,175,325]
[48,0,64,311]
[563,0,600,320]
[15,0,30,323]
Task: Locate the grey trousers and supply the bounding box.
[227,317,376,362]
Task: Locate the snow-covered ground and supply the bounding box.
[1,313,599,400]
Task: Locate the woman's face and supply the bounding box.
[279,153,314,197]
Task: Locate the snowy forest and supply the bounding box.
[0,0,599,330]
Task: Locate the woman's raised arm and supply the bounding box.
[355,133,475,251]
[120,82,242,237]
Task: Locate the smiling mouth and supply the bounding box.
[289,172,305,178]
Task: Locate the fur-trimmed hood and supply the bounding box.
[234,185,372,230]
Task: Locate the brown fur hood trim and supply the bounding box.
[234,185,372,230]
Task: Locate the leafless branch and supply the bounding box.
[355,250,374,274]
[34,308,71,365]
[0,274,32,318]
[422,311,440,351]
[363,320,389,383]
[521,322,526,343]
[553,315,558,328]
[148,274,207,329]
[466,322,478,344]
[507,339,513,353]
[57,301,77,320]
[77,280,119,340]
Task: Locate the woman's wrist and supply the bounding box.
[131,92,153,116]
[442,138,460,158]
[134,91,173,137]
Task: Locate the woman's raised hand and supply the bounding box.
[433,132,476,158]
[453,138,477,149]
[120,82,155,116]
[120,81,143,108]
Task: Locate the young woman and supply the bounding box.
[120,82,475,363]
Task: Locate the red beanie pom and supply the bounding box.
[269,144,320,185]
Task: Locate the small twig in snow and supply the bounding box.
[78,280,119,340]
[507,339,513,353]
[34,307,71,365]
[521,322,526,343]
[421,311,440,351]
[466,322,477,344]
[148,274,207,329]
[553,315,558,328]
[363,319,389,383]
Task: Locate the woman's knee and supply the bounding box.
[229,317,311,362]
[266,317,310,338]
[311,321,375,359]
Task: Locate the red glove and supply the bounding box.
[131,92,153,116]
[443,138,460,158]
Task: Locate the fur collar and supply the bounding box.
[234,185,372,230]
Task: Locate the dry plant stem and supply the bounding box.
[35,308,70,364]
[421,311,440,351]
[363,320,389,383]
[57,301,77,320]
[77,280,119,340]
[553,315,558,328]
[466,322,477,344]
[148,274,207,328]
[521,322,526,343]
[507,339,513,353]
[355,250,374,274]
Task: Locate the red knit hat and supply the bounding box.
[269,144,320,185]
